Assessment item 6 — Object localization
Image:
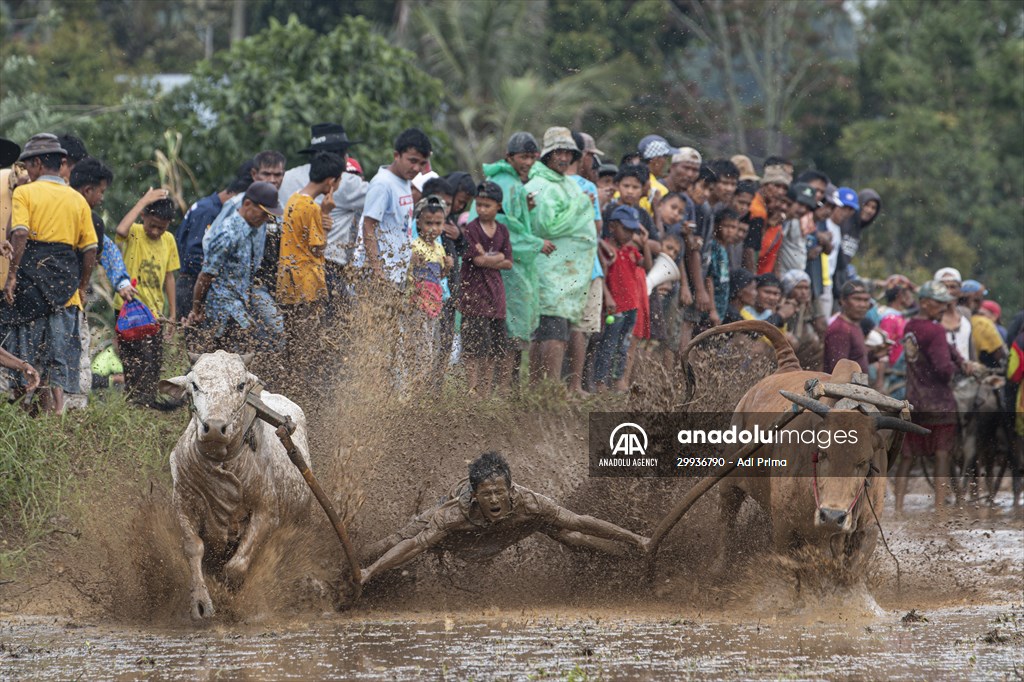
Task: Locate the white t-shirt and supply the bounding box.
[279,165,368,265]
[353,166,414,285]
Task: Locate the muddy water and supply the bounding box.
[3,493,1022,681]
[1,604,1021,681]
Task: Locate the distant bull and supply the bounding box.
[676,320,927,578]
[160,351,312,619]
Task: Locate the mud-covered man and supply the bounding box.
[360,451,649,584]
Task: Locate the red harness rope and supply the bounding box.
[812,451,871,517]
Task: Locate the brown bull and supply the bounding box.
[679,320,924,577]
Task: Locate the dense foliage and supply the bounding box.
[0,0,1021,306]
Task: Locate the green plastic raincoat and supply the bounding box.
[477,160,544,341]
[524,161,597,324]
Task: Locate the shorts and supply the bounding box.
[902,423,957,458]
[461,315,507,357]
[571,277,604,335]
[2,307,81,392]
[533,315,570,343]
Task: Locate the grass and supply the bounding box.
[0,391,186,575]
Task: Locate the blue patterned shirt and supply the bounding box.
[201,211,264,329]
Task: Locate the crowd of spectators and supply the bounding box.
[1,125,1021,506]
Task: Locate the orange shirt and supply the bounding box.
[757,223,783,275]
[276,193,327,305]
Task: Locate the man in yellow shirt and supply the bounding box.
[637,134,677,216]
[961,280,1006,366]
[2,134,97,414]
[115,189,180,406]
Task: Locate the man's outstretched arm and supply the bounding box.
[551,509,649,552]
[360,526,445,584]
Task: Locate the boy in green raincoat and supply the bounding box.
[477,132,554,390]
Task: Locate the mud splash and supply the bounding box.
[2,283,1022,679]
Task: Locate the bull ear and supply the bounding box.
[187,352,201,365]
[159,375,190,401]
[239,353,255,367]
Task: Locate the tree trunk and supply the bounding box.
[230,0,246,44]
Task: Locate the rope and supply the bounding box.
[866,488,901,593]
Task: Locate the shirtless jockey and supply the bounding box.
[360,451,650,584]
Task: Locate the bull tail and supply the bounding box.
[681,320,800,401]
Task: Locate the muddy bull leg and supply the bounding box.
[246,394,363,600]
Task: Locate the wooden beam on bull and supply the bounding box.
[804,379,912,414]
[245,393,363,601]
[645,405,808,577]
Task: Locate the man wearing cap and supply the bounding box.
[823,279,871,374]
[896,280,983,513]
[1,134,97,414]
[479,132,549,373]
[961,279,1006,367]
[174,175,251,316]
[279,123,368,306]
[524,127,597,385]
[742,165,789,272]
[187,181,285,351]
[817,186,853,309]
[827,186,860,293]
[637,134,677,215]
[934,267,973,361]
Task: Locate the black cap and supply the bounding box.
[787,182,818,209]
[729,268,755,298]
[475,181,504,204]
[298,122,358,155]
[243,181,283,216]
[756,273,782,289]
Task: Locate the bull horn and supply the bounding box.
[187,352,201,365]
[779,390,831,417]
[239,353,255,367]
[874,415,931,435]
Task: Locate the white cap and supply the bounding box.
[672,147,702,165]
[412,171,439,193]
[934,267,962,283]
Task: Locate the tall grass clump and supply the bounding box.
[0,393,186,574]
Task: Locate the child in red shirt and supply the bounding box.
[594,205,652,391]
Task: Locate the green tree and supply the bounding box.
[165,14,446,192]
[840,0,1024,308]
[402,0,637,173]
[665,0,856,158]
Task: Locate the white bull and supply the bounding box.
[160,350,312,619]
